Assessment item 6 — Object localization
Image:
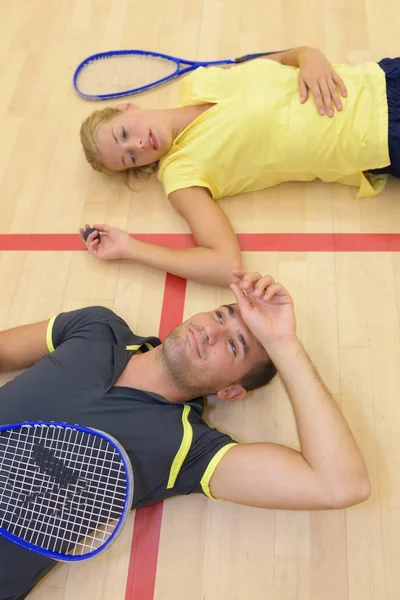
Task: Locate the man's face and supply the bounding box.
[162,304,269,398]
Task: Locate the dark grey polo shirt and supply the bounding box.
[0,306,237,509]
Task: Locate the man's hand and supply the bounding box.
[230,271,297,349]
[297,47,347,117]
[80,224,133,261]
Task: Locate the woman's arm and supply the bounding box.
[229,46,347,116]
[277,47,347,116]
[264,46,327,68]
[81,186,243,286]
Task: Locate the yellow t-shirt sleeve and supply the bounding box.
[158,154,216,197]
[178,65,236,106]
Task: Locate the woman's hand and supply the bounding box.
[80,224,133,261]
[297,48,347,117]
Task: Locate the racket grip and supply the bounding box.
[234,50,289,63]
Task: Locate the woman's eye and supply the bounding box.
[229,339,237,356]
[130,154,136,165]
[121,127,127,139]
[215,310,223,323]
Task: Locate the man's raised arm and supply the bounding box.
[209,271,370,510]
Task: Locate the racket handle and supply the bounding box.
[234,50,289,63]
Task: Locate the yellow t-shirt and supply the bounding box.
[158,59,390,198]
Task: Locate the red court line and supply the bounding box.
[238,232,400,252]
[125,274,187,600]
[1,232,400,251]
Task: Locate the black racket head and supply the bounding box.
[0,422,133,561]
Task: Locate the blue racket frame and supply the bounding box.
[73,48,283,100]
[0,420,134,562]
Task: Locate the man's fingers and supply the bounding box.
[263,282,285,301]
[239,272,264,289]
[253,275,276,296]
[232,271,278,295]
[230,283,250,310]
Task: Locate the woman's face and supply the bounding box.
[95,105,174,171]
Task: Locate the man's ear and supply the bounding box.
[217,384,247,401]
[115,102,139,111]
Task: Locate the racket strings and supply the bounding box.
[75,54,179,96]
[0,424,128,556]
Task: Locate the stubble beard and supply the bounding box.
[161,327,216,398]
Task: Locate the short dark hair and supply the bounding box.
[238,358,277,392]
[224,302,277,392]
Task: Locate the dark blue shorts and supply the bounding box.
[370,57,400,179]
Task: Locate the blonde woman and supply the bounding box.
[80,47,399,286]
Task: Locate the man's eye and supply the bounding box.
[121,127,127,139]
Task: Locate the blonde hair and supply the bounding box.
[80,107,158,180]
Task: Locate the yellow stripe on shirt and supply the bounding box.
[167,405,193,489]
[200,443,238,500]
[46,316,57,353]
[126,343,154,351]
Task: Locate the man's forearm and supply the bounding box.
[266,339,370,504]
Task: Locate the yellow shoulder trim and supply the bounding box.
[200,443,238,500]
[46,316,57,353]
[167,405,193,489]
[126,343,154,351]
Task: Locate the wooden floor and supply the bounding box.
[1,0,400,598]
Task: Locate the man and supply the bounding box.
[0,270,370,600]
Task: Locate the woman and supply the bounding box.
[80,46,399,285]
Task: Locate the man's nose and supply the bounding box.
[202,322,226,345]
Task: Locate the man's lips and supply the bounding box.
[188,328,201,358]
